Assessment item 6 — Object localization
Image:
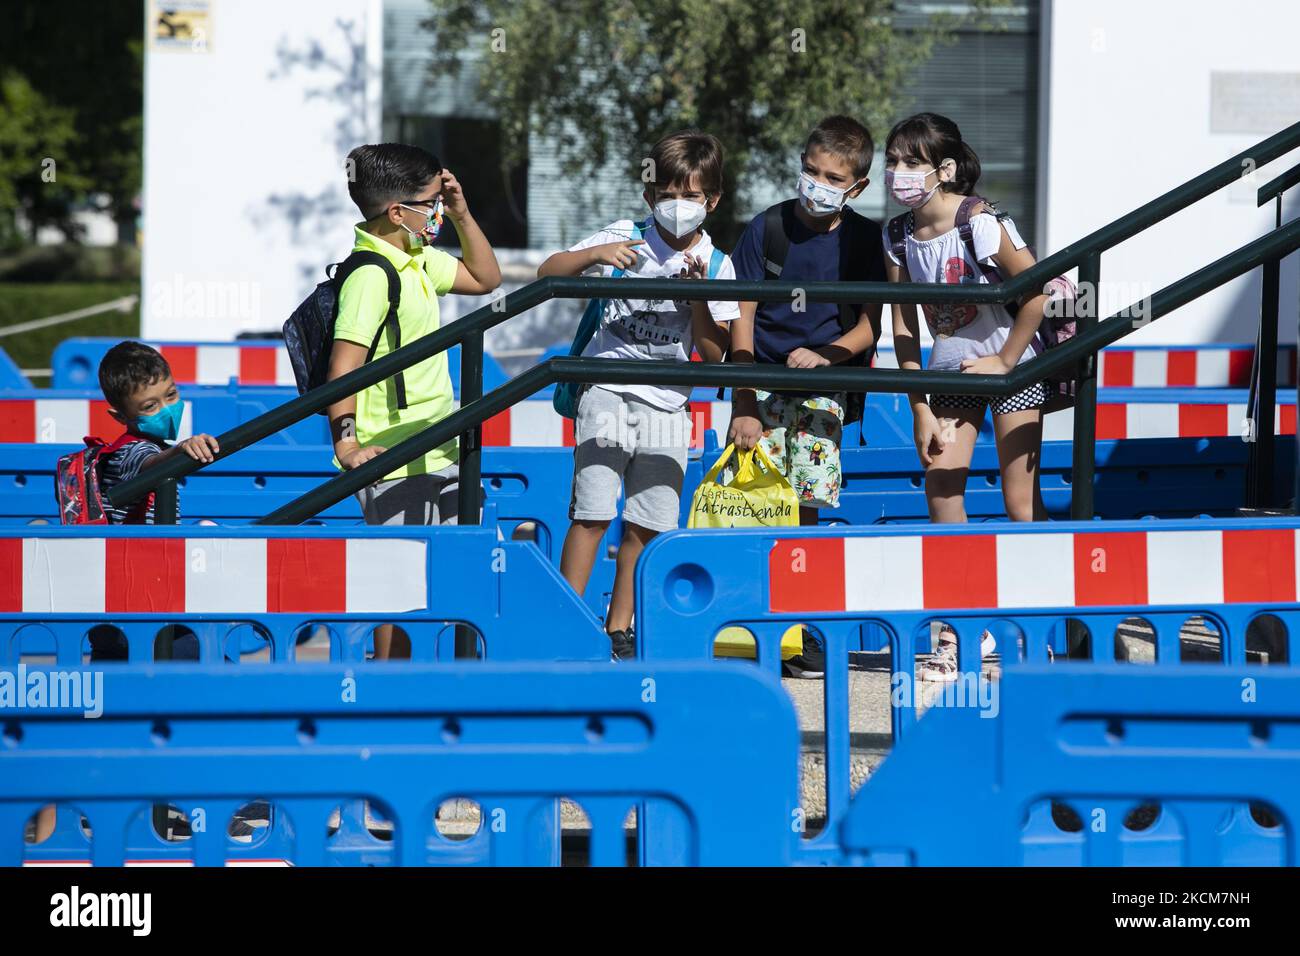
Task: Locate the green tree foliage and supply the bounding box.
[0,1,143,245]
[425,0,1004,243]
[0,73,87,248]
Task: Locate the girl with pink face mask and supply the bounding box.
[881,112,1055,683]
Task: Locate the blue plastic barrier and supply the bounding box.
[50,338,507,397]
[2,523,609,865]
[0,663,798,866]
[0,348,28,389]
[834,436,1296,524]
[5,431,1286,531]
[841,666,1300,866]
[0,525,606,665]
[0,440,712,625]
[636,517,1300,863]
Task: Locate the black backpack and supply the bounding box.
[282,250,408,413]
[758,199,878,426]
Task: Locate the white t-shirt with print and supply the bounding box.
[567,218,741,412]
[883,212,1030,372]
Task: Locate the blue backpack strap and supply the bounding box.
[611,218,649,279]
[707,247,725,279]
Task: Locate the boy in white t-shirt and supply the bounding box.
[538,130,739,660]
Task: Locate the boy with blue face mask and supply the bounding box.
[96,340,220,524]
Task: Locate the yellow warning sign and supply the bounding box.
[151,1,213,53]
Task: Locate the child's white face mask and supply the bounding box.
[653,198,707,238]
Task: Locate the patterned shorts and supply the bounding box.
[725,390,845,509]
[929,380,1051,416]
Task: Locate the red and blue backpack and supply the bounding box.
[55,433,155,525]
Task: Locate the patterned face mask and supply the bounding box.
[797,171,854,217]
[399,198,444,248]
[884,161,951,208]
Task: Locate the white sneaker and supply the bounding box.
[919,630,997,683]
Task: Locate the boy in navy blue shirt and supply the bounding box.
[699,115,886,677]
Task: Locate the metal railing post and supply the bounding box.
[1250,253,1281,508]
[455,330,485,659]
[154,478,179,525]
[457,330,484,527]
[1070,252,1101,520]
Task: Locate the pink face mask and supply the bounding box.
[884,162,951,208]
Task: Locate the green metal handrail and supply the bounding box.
[106,121,1300,523]
[254,219,1300,525]
[1259,160,1300,207]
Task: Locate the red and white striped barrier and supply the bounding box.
[1097,347,1297,389]
[0,537,427,614]
[875,345,1298,389]
[1042,402,1297,441]
[0,400,193,444]
[153,344,298,387]
[768,527,1300,613]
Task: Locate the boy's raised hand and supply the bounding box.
[177,433,220,464]
[441,170,468,219]
[589,239,645,271]
[678,252,707,280]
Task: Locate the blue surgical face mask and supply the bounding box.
[133,400,183,442]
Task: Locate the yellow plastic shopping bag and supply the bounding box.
[688,444,799,529]
[689,444,803,660]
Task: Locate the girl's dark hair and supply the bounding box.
[98,341,172,409]
[346,143,444,219]
[884,112,981,196]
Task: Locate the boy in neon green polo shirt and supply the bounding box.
[328,143,501,527]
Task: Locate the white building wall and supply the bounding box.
[1040,0,1300,345]
[141,0,383,339]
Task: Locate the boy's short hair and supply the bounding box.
[803,115,875,179]
[346,143,444,220]
[647,130,724,198]
[98,341,172,409]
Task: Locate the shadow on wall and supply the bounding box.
[1142,182,1300,345]
[247,17,376,292]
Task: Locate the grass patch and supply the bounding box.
[0,281,141,379]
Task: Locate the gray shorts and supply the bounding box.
[356,466,460,526]
[569,386,690,533]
